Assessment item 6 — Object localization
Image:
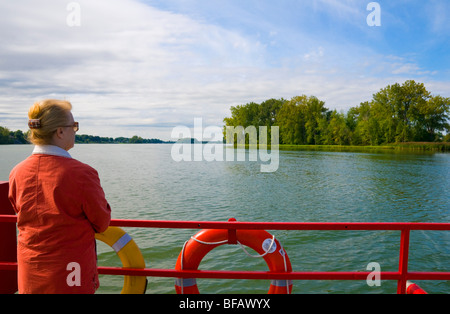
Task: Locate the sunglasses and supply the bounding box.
[61,122,79,132]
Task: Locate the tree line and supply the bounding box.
[0,127,169,144]
[0,127,28,144]
[75,134,169,144]
[223,80,450,145]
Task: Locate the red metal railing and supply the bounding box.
[1,215,449,294]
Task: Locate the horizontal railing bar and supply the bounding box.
[406,272,450,281]
[110,220,450,231]
[1,262,450,281]
[97,267,402,281]
[0,262,398,280]
[0,215,17,223]
[1,215,449,231]
[0,262,17,271]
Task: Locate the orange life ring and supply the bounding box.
[175,228,293,294]
[406,281,427,294]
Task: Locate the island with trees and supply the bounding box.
[223,80,450,151]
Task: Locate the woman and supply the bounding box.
[8,99,111,294]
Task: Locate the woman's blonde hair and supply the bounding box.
[28,99,73,145]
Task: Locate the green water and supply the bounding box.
[1,144,449,294]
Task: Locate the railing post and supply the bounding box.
[0,181,18,294]
[227,218,238,244]
[397,228,410,294]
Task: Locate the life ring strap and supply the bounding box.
[112,233,132,253]
[271,280,293,287]
[175,278,197,288]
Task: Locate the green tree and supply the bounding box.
[350,101,381,145]
[412,95,450,141]
[323,110,350,145]
[277,96,307,144]
[304,96,328,145]
[12,130,28,144]
[223,98,285,144]
[371,80,433,143]
[276,95,329,145]
[258,98,284,127]
[130,135,144,143]
[224,102,260,128]
[0,126,12,144]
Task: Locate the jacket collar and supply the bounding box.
[32,145,72,159]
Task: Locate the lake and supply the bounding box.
[1,144,449,294]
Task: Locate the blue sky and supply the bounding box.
[0,0,448,140]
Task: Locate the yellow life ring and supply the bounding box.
[95,227,147,294]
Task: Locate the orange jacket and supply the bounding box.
[9,151,111,294]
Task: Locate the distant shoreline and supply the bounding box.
[280,143,450,152]
[2,140,449,153]
[232,142,450,153]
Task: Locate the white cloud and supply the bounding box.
[391,63,420,75]
[0,0,267,136]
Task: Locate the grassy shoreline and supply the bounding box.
[385,142,450,152]
[282,143,450,152]
[235,142,450,153]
